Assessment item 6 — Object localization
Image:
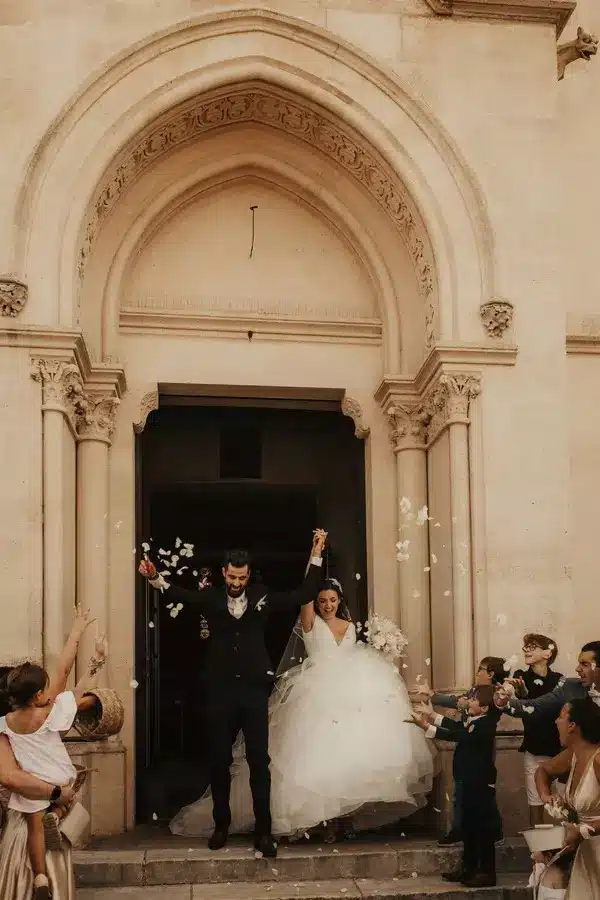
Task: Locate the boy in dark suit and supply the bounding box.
[413,684,500,888]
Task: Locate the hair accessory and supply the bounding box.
[328,577,343,595]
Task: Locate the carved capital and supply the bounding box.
[480,300,514,338]
[133,390,159,434]
[0,278,28,317]
[341,396,370,439]
[386,403,429,452]
[31,358,86,428]
[77,392,120,443]
[424,374,481,443]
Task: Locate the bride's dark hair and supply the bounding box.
[315,577,351,621]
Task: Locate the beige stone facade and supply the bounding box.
[1,0,600,836]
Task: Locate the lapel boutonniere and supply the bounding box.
[255,595,267,612]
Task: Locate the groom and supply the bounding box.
[139,530,327,857]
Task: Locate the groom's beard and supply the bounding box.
[226,584,246,598]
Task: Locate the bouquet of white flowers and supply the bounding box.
[362,614,408,661]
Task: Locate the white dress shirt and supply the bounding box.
[425,712,484,739]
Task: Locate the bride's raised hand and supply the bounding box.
[311,528,328,557]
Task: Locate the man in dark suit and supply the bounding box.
[413,684,500,888]
[495,641,600,718]
[138,530,327,857]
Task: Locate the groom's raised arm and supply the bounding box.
[139,558,212,610]
[266,530,326,610]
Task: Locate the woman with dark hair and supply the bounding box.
[172,533,434,839]
[535,698,600,898]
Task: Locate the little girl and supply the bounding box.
[529,849,573,899]
[0,607,106,900]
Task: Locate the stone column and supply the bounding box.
[76,391,119,677]
[384,403,431,682]
[31,358,84,671]
[426,374,481,692]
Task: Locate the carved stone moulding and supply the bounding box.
[133,390,159,434]
[423,373,481,445]
[0,278,28,317]
[385,403,429,451]
[480,299,514,338]
[78,84,437,344]
[424,0,574,36]
[341,396,370,439]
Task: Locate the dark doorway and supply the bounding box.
[135,402,367,823]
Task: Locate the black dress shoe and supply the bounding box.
[441,870,470,883]
[208,827,229,850]
[254,834,278,857]
[461,872,497,888]
[438,830,463,846]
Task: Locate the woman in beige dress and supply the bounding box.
[536,697,600,899]
[0,696,77,899]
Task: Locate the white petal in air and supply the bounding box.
[158,548,168,556]
[424,566,431,572]
[142,542,151,553]
[170,609,179,618]
[425,658,431,666]
[416,506,428,526]
[399,497,412,515]
[129,679,139,689]
[355,573,361,580]
[523,706,535,714]
[443,590,451,597]
[431,553,438,564]
[495,613,507,627]
[434,522,441,528]
[149,622,155,629]
[534,678,544,686]
[175,538,182,548]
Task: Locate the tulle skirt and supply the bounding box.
[171,644,435,837]
[0,810,75,900]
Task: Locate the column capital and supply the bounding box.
[31,357,86,432]
[423,373,481,444]
[385,403,429,452]
[0,278,28,317]
[77,391,120,444]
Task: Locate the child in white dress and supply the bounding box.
[0,607,106,900]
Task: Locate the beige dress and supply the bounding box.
[0,809,75,900]
[565,747,600,900]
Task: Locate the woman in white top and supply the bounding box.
[0,608,106,900]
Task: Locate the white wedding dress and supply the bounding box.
[171,615,435,837]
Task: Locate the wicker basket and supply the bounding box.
[73,688,124,739]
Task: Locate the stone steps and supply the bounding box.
[76,874,531,900]
[74,839,531,889]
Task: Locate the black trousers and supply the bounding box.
[206,682,271,836]
[461,784,498,876]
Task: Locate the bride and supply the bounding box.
[171,534,434,839]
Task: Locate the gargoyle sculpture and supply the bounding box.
[557,26,598,81]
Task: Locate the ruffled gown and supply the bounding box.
[171,615,434,836]
[565,747,600,899]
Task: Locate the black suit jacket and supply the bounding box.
[434,712,498,787]
[155,562,322,688]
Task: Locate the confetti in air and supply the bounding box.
[523,706,535,714]
[129,679,139,689]
[149,622,155,629]
[431,553,438,564]
[355,573,361,580]
[416,506,428,526]
[443,590,451,597]
[399,497,412,515]
[425,658,431,666]
[496,613,507,627]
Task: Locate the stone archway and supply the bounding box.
[7,10,506,829]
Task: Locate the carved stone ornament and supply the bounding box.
[0,278,28,317]
[424,374,481,444]
[31,358,86,426]
[79,85,436,342]
[558,27,599,80]
[77,392,120,443]
[386,403,429,451]
[341,396,370,439]
[480,300,514,338]
[133,390,159,434]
